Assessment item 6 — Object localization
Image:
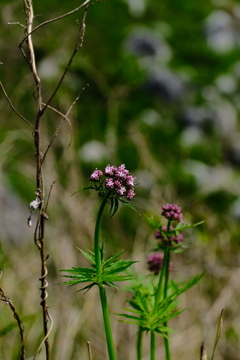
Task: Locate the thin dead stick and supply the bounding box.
[45,180,56,212]
[200,342,207,360]
[0,81,34,130]
[210,309,224,360]
[23,0,40,86]
[40,105,73,164]
[0,287,25,360]
[7,21,26,29]
[41,84,89,163]
[19,0,91,49]
[87,341,93,360]
[41,5,89,116]
[32,310,54,360]
[65,83,89,118]
[22,1,51,358]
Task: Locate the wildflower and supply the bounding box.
[89,164,136,202]
[89,169,103,181]
[154,226,183,246]
[148,253,173,275]
[161,204,183,222]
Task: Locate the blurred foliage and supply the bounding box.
[1,0,240,359]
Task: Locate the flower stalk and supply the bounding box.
[137,328,143,360]
[150,330,155,360]
[94,198,117,360]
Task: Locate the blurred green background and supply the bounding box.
[1,0,240,359]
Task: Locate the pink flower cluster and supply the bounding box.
[89,164,136,201]
[155,226,183,246]
[147,253,173,275]
[161,204,182,222]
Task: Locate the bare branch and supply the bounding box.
[0,287,25,360]
[7,22,26,28]
[0,81,34,130]
[45,180,56,212]
[41,4,89,115]
[23,0,40,86]
[19,0,91,49]
[41,104,73,162]
[41,83,89,162]
[65,83,89,117]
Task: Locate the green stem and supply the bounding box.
[94,198,107,275]
[154,245,168,306]
[99,285,117,360]
[94,198,117,360]
[137,327,143,360]
[163,221,171,360]
[154,221,172,360]
[163,245,170,299]
[163,336,171,360]
[150,331,155,360]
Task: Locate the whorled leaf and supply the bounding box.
[61,249,136,290]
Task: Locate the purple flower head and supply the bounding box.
[89,169,103,181]
[89,164,136,202]
[115,164,129,178]
[126,189,136,200]
[105,178,115,189]
[105,165,116,177]
[148,253,173,275]
[161,204,183,222]
[116,186,126,196]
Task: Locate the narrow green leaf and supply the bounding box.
[77,248,95,264]
[124,202,142,216]
[102,250,125,269]
[117,313,141,321]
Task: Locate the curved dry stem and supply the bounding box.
[41,5,89,116]
[41,83,89,161]
[0,82,34,130]
[0,287,25,360]
[45,180,56,212]
[32,310,53,360]
[41,104,73,162]
[19,0,91,49]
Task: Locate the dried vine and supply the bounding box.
[1,0,92,358]
[0,287,25,360]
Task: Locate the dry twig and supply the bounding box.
[0,287,25,360]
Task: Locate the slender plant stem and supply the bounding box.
[162,221,172,360]
[150,330,155,360]
[154,250,166,306]
[137,327,143,360]
[94,198,107,275]
[99,285,117,360]
[94,198,117,360]
[154,221,172,360]
[0,287,25,360]
[163,336,171,360]
[163,245,170,299]
[22,1,51,357]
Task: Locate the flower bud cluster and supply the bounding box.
[155,226,183,246]
[161,204,182,222]
[147,253,173,275]
[90,164,136,201]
